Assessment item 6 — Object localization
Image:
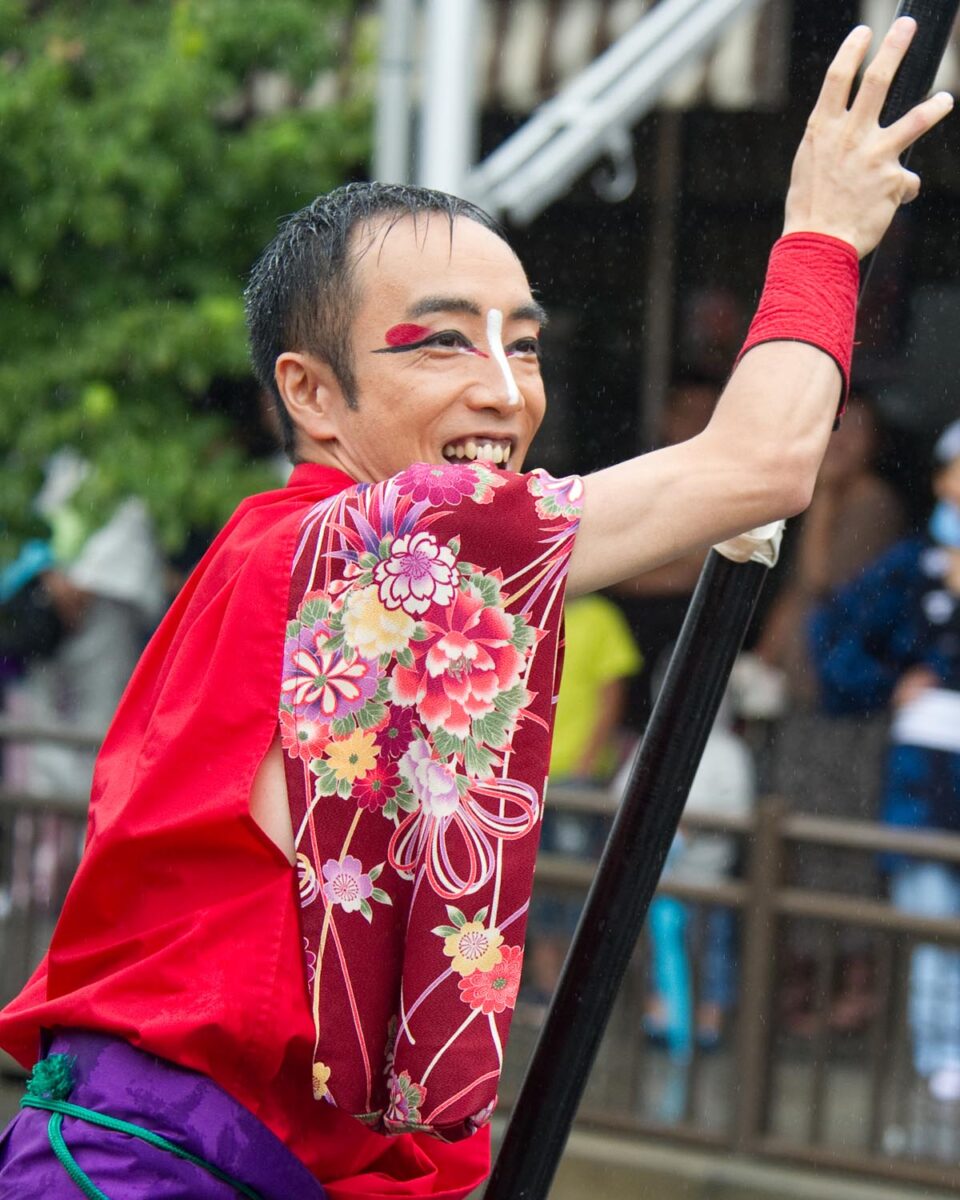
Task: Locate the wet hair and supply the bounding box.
[244,181,509,459]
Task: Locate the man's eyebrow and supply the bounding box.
[406,295,548,326]
[512,300,548,327]
[407,296,481,319]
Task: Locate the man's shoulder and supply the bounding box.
[367,463,583,519]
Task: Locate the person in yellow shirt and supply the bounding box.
[526,594,642,1000]
[550,594,643,787]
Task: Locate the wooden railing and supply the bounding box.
[1,724,959,1190]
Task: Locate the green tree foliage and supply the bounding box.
[0,0,372,555]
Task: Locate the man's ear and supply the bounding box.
[274,352,345,449]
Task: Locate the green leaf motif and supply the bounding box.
[286,620,302,639]
[396,646,414,669]
[368,862,383,881]
[312,770,338,799]
[411,626,430,642]
[378,536,393,558]
[472,907,489,925]
[395,787,419,813]
[324,632,345,654]
[331,716,355,738]
[511,615,536,651]
[432,924,460,938]
[475,574,501,607]
[494,683,527,715]
[370,887,392,906]
[336,776,353,799]
[464,741,496,779]
[357,701,386,730]
[446,906,467,928]
[432,730,463,760]
[359,899,373,923]
[375,677,393,702]
[447,536,461,557]
[300,599,328,626]
[471,711,510,748]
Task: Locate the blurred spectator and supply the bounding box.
[550,594,643,791]
[526,593,642,1001]
[614,379,714,728]
[626,689,755,1056]
[749,394,906,1034]
[677,286,748,384]
[3,450,166,802]
[811,419,960,1103]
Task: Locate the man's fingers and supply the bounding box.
[884,90,955,156]
[900,168,922,204]
[851,15,917,127]
[811,25,873,119]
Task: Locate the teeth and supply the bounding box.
[441,439,512,466]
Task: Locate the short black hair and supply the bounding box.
[244,181,509,459]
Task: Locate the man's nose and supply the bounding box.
[466,350,522,412]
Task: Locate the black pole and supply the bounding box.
[486,4,958,1197]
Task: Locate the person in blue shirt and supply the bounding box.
[810,419,960,1103]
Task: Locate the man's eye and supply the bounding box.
[507,338,541,359]
[425,330,471,350]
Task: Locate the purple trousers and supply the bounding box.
[0,1030,328,1199]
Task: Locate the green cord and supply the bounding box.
[46,1111,109,1200]
[21,1095,265,1200]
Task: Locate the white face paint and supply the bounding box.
[486,308,521,407]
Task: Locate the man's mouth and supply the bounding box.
[442,438,513,468]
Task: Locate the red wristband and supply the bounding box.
[736,232,859,419]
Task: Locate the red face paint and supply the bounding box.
[384,323,433,347]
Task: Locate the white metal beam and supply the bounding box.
[466,0,766,223]
[374,0,417,183]
[417,0,479,194]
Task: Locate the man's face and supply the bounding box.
[934,456,960,508]
[319,214,546,482]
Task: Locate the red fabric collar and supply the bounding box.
[287,463,356,492]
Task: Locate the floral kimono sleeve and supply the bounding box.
[280,462,582,1141]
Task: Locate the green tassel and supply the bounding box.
[25,1054,77,1101]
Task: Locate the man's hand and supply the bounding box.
[783,18,953,258]
[891,664,939,709]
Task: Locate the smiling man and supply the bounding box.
[0,18,952,1200]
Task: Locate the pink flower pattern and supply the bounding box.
[457,945,523,1014]
[279,708,329,762]
[374,531,457,616]
[321,855,374,913]
[281,629,378,720]
[395,461,479,506]
[391,587,526,738]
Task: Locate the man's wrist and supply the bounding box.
[737,233,859,419]
[781,223,859,258]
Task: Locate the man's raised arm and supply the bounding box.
[568,18,953,598]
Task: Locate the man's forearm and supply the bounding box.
[568,340,840,597]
